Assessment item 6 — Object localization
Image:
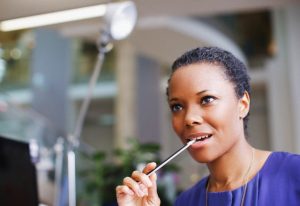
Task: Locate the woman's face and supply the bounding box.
[168,63,249,163]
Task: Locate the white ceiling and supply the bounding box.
[0,0,298,21]
[0,0,299,65]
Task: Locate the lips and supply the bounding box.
[186,134,212,143]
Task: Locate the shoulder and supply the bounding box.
[259,152,300,202]
[264,151,300,177]
[278,152,300,173]
[269,151,300,167]
[174,176,207,206]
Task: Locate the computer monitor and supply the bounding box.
[0,135,39,206]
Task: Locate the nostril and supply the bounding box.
[185,119,202,127]
[184,108,204,127]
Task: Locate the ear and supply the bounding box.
[239,91,250,119]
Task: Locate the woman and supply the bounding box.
[116,47,300,206]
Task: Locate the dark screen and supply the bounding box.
[0,136,39,206]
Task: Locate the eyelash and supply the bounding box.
[170,103,183,112]
[169,96,216,112]
[200,96,216,105]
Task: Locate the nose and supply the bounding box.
[184,107,203,127]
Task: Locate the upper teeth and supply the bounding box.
[196,135,208,140]
[187,135,211,142]
[196,135,210,141]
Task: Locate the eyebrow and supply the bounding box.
[196,90,209,95]
[168,90,209,102]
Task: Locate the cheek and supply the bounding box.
[209,103,240,134]
[172,115,183,136]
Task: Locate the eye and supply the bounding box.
[170,103,183,112]
[200,96,216,105]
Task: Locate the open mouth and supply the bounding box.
[187,134,212,143]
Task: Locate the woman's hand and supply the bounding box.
[116,162,161,206]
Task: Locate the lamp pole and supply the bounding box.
[67,29,113,206]
[64,2,137,205]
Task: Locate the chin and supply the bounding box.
[189,151,211,164]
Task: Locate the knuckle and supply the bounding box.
[115,185,121,192]
[123,177,130,184]
[132,170,138,176]
[132,183,139,190]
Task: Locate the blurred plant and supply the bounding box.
[78,138,180,206]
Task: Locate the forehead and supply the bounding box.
[168,63,234,95]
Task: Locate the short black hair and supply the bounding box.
[167,47,251,134]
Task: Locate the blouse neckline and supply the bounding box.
[206,151,274,194]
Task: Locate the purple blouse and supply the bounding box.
[174,152,300,206]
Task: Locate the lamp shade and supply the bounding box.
[105,1,137,40]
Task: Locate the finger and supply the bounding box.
[143,162,157,174]
[132,171,152,187]
[138,182,149,196]
[148,172,159,198]
[116,185,134,196]
[123,177,146,197]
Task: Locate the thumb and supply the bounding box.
[143,162,157,175]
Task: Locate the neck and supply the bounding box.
[207,140,254,191]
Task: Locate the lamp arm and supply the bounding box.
[67,30,112,206]
[70,30,112,146]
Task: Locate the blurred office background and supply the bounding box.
[0,0,300,205]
